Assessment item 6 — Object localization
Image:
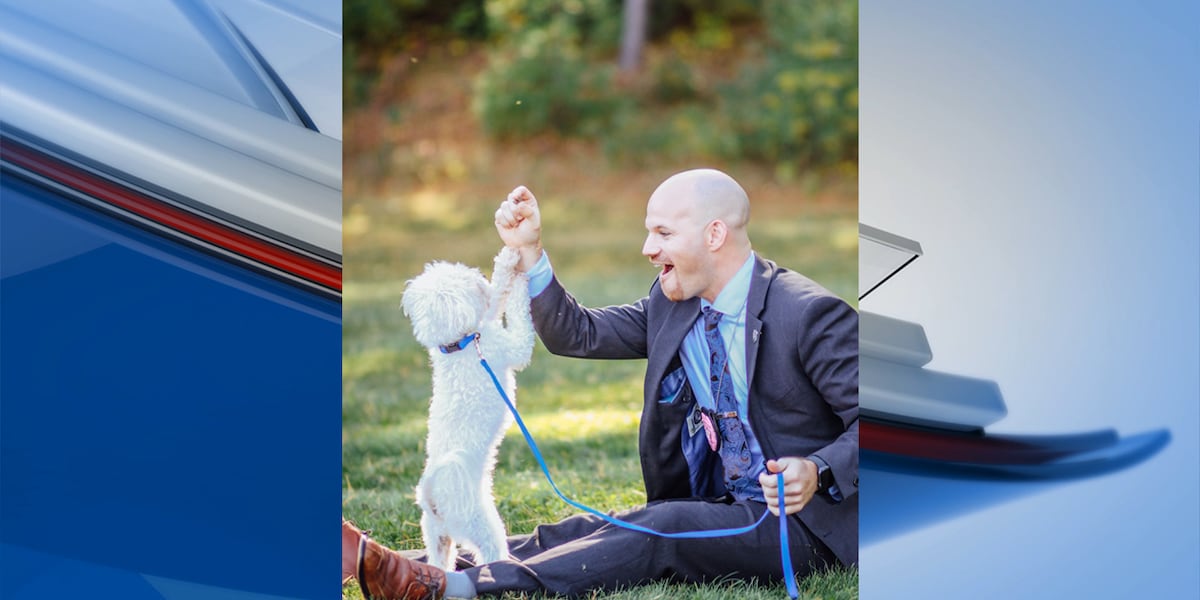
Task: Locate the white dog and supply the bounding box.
[400,247,534,572]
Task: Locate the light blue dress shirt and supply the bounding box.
[678,253,766,500]
[527,251,767,501]
[526,250,555,298]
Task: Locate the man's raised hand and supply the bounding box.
[494,185,543,272]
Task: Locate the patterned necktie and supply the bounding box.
[702,307,755,500]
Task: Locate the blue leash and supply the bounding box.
[472,343,799,599]
[778,492,798,599]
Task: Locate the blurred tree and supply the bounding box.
[619,0,650,73]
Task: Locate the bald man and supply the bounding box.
[345,169,858,599]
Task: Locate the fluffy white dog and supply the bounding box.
[400,246,533,572]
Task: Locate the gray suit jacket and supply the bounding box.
[530,254,858,566]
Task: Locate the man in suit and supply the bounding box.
[345,168,858,600]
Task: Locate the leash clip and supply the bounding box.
[439,331,480,355]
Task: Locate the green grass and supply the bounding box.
[342,570,858,600]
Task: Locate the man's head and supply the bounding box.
[642,168,752,302]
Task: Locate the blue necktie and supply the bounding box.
[702,307,755,501]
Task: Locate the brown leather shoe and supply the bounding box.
[344,520,447,600]
[342,519,361,584]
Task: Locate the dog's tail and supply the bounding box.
[415,450,478,518]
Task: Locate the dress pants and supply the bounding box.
[407,498,837,598]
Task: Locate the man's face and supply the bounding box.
[642,190,713,302]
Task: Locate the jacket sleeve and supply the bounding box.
[530,275,649,360]
[798,294,859,499]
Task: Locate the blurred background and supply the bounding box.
[342,1,858,597]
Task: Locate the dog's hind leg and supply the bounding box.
[417,475,461,572]
[472,497,509,564]
[419,509,457,572]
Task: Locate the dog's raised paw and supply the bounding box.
[494,246,520,273]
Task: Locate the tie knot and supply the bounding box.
[702,307,723,329]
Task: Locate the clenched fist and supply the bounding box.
[494,185,543,271]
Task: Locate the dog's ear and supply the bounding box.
[400,279,415,316]
[400,265,428,318]
[401,261,491,348]
[400,261,440,321]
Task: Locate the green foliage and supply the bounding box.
[649,0,762,39]
[345,0,488,50]
[344,0,489,107]
[719,0,858,169]
[474,48,624,139]
[344,0,404,50]
[649,54,705,104]
[485,0,623,52]
[473,0,628,139]
[470,0,857,173]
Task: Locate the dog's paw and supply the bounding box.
[494,246,520,274]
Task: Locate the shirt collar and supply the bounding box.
[701,252,756,317]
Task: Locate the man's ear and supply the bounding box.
[706,220,728,250]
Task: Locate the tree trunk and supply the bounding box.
[619,0,649,73]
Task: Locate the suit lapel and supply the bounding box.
[744,257,773,395]
[647,297,700,385]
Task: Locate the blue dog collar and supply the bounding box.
[438,332,478,354]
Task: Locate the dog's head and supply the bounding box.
[401,261,491,349]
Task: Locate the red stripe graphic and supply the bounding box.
[861,420,1118,465]
[3,142,341,292]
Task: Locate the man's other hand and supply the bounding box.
[759,457,818,516]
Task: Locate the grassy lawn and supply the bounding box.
[343,47,858,600]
